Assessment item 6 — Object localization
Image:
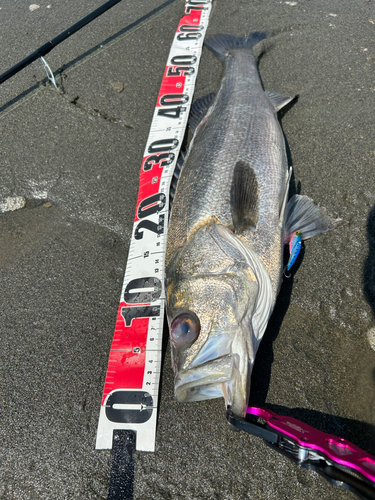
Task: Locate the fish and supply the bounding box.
[165,33,340,417]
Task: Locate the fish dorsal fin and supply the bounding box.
[169,148,188,210]
[283,194,341,244]
[189,93,216,131]
[230,160,259,233]
[265,90,294,112]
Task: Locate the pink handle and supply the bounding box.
[247,406,375,484]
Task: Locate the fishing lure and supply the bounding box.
[284,230,302,276]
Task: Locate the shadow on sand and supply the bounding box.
[249,239,305,406]
[364,204,375,317]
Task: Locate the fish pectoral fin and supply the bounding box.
[188,93,216,131]
[265,90,295,112]
[283,194,342,243]
[230,160,259,233]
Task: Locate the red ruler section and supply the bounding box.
[96,0,212,452]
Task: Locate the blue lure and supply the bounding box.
[285,230,302,276]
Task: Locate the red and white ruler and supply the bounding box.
[96,0,212,452]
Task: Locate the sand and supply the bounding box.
[0,0,374,498]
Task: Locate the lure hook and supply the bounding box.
[283,267,291,279]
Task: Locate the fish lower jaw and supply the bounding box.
[174,354,235,402]
[174,380,246,418]
[174,381,247,419]
[174,354,248,415]
[175,381,229,404]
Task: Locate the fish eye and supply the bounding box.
[170,311,200,345]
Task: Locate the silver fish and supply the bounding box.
[165,33,339,417]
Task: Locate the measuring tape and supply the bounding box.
[96,0,212,452]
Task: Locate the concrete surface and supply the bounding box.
[1,0,375,499]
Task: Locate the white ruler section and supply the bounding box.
[96,0,212,452]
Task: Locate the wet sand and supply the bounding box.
[0,0,375,498]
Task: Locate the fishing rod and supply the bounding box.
[0,0,123,86]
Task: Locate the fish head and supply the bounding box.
[166,221,272,416]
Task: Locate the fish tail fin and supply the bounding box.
[204,33,267,61]
[283,194,341,244]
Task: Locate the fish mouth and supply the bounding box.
[174,354,235,403]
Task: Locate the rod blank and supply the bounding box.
[0,0,123,86]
